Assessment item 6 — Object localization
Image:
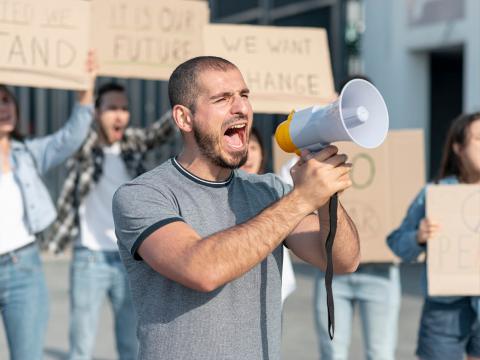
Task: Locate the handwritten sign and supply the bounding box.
[337,130,425,263]
[427,185,480,295]
[271,130,425,263]
[0,0,90,90]
[93,0,209,80]
[203,24,336,114]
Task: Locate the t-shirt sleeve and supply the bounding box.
[270,174,297,249]
[272,174,293,199]
[112,182,183,261]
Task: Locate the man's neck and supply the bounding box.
[176,150,233,182]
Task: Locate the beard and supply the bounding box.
[193,124,248,170]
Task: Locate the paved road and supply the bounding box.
[0,258,424,359]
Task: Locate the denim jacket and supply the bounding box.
[6,104,93,234]
[387,176,480,312]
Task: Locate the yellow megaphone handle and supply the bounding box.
[274,110,301,155]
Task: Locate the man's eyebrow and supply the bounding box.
[209,88,250,100]
[209,91,233,100]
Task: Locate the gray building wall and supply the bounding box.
[362,0,480,176]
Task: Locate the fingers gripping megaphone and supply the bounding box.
[275,79,389,154]
[275,79,389,341]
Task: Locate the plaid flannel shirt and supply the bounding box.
[46,111,175,254]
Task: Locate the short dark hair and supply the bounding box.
[0,84,23,141]
[168,56,237,113]
[95,82,126,109]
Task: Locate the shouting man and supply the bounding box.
[113,56,360,360]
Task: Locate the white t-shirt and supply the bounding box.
[78,143,130,251]
[0,172,35,254]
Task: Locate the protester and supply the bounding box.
[240,127,296,304]
[0,53,96,360]
[48,80,175,360]
[240,127,266,174]
[387,112,480,360]
[112,56,360,359]
[313,75,401,360]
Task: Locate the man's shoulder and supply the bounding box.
[113,159,177,202]
[132,158,177,185]
[236,170,286,186]
[235,170,290,197]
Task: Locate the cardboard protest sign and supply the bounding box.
[426,185,480,296]
[203,24,336,114]
[0,0,91,90]
[93,0,209,80]
[337,130,425,263]
[272,130,425,263]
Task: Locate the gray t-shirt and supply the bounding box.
[113,157,291,360]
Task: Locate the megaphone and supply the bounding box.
[274,79,389,342]
[275,79,389,154]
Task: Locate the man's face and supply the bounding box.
[190,68,253,169]
[96,91,130,144]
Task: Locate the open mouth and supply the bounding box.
[223,123,247,150]
[111,124,125,140]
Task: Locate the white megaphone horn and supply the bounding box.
[275,79,389,154]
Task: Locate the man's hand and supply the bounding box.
[285,146,359,273]
[417,218,441,245]
[289,146,352,212]
[77,49,98,105]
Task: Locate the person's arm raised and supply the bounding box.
[76,49,97,105]
[124,110,176,151]
[25,50,97,173]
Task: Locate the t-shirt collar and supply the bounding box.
[172,157,234,188]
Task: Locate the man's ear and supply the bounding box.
[453,142,462,156]
[172,105,193,133]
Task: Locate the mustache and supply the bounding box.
[222,115,248,130]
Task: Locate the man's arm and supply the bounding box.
[135,146,356,292]
[25,50,97,173]
[283,148,359,273]
[125,110,176,150]
[138,190,311,292]
[284,202,360,274]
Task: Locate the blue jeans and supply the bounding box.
[314,264,401,360]
[0,243,49,360]
[69,247,138,360]
[417,298,480,360]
